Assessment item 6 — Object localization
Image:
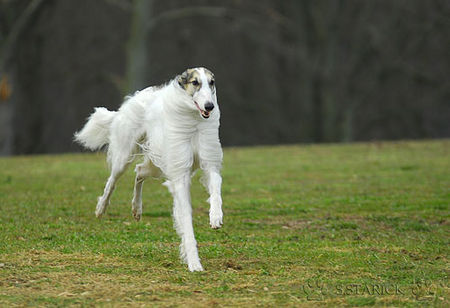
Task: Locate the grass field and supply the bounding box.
[0,140,448,307]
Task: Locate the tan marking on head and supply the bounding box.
[177,68,201,96]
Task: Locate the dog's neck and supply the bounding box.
[161,81,202,129]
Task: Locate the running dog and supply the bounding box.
[74,67,223,271]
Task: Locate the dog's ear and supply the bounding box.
[177,70,189,89]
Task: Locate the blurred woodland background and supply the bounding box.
[0,0,449,155]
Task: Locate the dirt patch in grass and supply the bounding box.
[0,250,223,306]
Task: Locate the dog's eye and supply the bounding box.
[192,80,199,86]
[209,80,215,86]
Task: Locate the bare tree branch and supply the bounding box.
[146,6,230,32]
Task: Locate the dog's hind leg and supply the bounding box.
[95,138,135,218]
[95,161,129,218]
[131,160,152,221]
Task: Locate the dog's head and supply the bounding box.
[177,67,217,119]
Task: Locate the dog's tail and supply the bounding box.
[74,107,117,150]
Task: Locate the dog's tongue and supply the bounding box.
[194,101,210,118]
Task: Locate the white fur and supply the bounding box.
[74,107,117,150]
[74,67,223,272]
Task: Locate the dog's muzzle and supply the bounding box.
[195,101,214,119]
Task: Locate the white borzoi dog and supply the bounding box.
[74,67,223,271]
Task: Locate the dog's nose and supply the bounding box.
[204,102,214,112]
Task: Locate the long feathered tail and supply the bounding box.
[74,107,117,150]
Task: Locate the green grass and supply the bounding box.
[0,140,448,307]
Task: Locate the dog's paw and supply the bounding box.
[209,212,223,229]
[132,208,142,222]
[209,195,223,229]
[95,198,107,218]
[188,261,204,272]
[131,198,142,222]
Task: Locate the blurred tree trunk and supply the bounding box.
[0,0,46,155]
[6,0,130,154]
[126,0,153,93]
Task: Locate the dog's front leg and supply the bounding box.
[205,170,223,229]
[168,174,203,272]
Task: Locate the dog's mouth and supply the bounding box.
[194,101,210,119]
